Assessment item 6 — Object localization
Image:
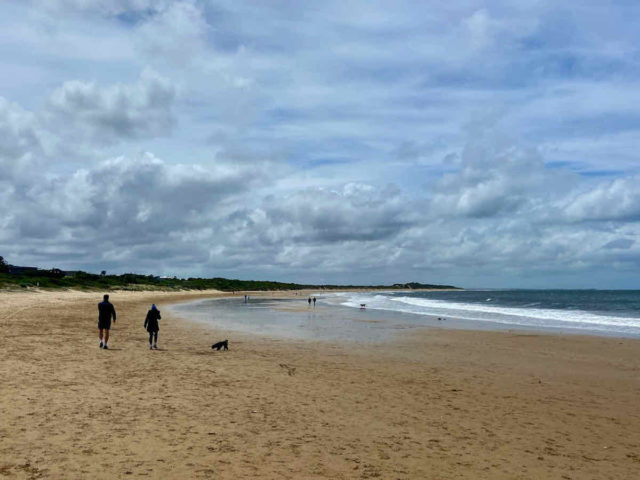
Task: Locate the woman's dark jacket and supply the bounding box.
[144,309,161,332]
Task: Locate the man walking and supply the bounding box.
[98,294,116,349]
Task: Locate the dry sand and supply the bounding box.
[1,289,639,479]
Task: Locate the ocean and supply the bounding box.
[169,289,640,342]
[329,289,640,337]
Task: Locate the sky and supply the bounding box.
[1,0,639,288]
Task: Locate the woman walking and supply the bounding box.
[144,304,161,350]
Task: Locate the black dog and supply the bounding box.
[211,339,229,351]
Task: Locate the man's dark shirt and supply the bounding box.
[98,301,116,322]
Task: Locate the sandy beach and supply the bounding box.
[1,289,640,479]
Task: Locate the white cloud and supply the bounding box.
[1,1,640,286]
[430,134,559,218]
[227,183,410,245]
[462,9,494,50]
[45,69,176,145]
[563,176,640,221]
[0,97,41,162]
[1,151,265,270]
[136,1,210,63]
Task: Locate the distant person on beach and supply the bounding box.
[313,297,316,307]
[144,304,161,350]
[308,297,311,306]
[98,294,116,349]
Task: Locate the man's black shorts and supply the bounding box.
[98,319,112,330]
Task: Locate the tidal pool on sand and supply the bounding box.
[167,296,423,343]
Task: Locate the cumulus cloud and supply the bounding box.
[0,98,41,158]
[45,69,176,145]
[430,134,557,218]
[562,176,640,221]
[136,1,209,62]
[2,93,639,284]
[1,151,263,271]
[0,97,43,185]
[223,183,410,246]
[2,1,640,286]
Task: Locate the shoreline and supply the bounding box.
[2,289,639,479]
[169,291,640,342]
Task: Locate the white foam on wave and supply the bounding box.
[390,296,640,328]
[330,292,640,333]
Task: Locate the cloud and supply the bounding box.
[1,151,264,271]
[136,1,209,62]
[45,69,176,145]
[30,0,168,17]
[462,9,495,50]
[224,183,410,247]
[0,98,50,214]
[429,134,557,218]
[603,238,635,250]
[2,1,640,287]
[2,92,638,284]
[0,97,40,164]
[563,176,640,221]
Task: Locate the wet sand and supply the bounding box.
[1,289,640,479]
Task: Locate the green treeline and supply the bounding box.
[0,268,458,292]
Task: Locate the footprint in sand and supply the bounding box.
[279,364,296,376]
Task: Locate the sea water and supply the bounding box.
[329,289,640,337]
[169,290,640,342]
